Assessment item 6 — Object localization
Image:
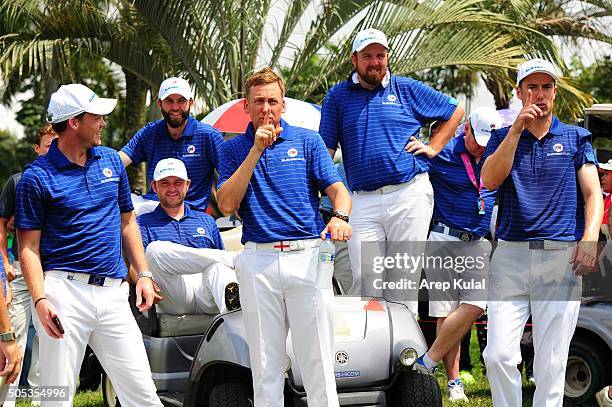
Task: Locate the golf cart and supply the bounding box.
[102,218,441,406]
[563,104,612,405]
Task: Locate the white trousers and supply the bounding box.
[237,242,338,407]
[426,231,490,317]
[348,173,434,314]
[33,272,162,407]
[483,245,581,407]
[131,194,159,217]
[145,241,239,314]
[5,261,40,406]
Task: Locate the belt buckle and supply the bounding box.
[529,241,544,250]
[88,275,106,286]
[459,232,472,242]
[273,241,291,252]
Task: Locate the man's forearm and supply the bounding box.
[121,212,148,274]
[482,128,521,190]
[326,182,352,214]
[17,237,45,302]
[582,190,604,242]
[0,218,10,269]
[217,148,262,214]
[428,104,465,153]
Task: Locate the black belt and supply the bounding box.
[430,222,478,242]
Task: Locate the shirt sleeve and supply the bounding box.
[482,128,504,163]
[116,155,134,213]
[15,169,45,230]
[217,142,239,190]
[137,218,150,249]
[1,175,17,219]
[310,133,342,191]
[574,128,597,169]
[319,90,340,150]
[209,218,225,250]
[120,124,152,166]
[206,128,224,171]
[403,78,458,124]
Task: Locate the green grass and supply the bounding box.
[437,326,535,406]
[13,328,536,406]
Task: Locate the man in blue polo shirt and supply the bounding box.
[15,84,162,406]
[138,158,239,315]
[119,77,223,213]
[217,67,352,407]
[417,107,502,402]
[481,59,602,407]
[319,28,464,309]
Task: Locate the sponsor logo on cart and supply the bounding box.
[335,370,360,378]
[335,351,349,365]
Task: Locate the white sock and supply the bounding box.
[423,353,437,369]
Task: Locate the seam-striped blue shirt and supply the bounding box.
[138,204,223,250]
[482,116,596,241]
[429,134,496,237]
[15,139,133,278]
[218,120,341,243]
[319,73,459,191]
[121,116,223,210]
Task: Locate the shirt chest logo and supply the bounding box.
[553,143,563,153]
[182,144,200,158]
[281,147,305,163]
[196,227,206,235]
[100,167,119,183]
[382,93,401,106]
[547,142,568,157]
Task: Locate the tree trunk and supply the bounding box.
[481,73,512,110]
[123,68,149,193]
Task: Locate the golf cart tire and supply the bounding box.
[101,373,121,407]
[391,369,442,407]
[209,382,253,406]
[564,336,608,405]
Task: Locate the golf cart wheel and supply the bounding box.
[101,373,121,407]
[391,368,442,407]
[564,337,607,404]
[209,382,253,406]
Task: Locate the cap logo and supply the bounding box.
[387,95,397,102]
[490,123,496,129]
[287,148,298,157]
[88,92,97,103]
[553,143,563,153]
[187,145,196,154]
[196,227,206,235]
[103,168,113,178]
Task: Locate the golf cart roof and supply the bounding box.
[585,104,612,119]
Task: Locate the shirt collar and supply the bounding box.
[244,118,293,143]
[521,115,563,138]
[350,68,391,89]
[164,115,196,139]
[150,203,196,221]
[453,133,467,154]
[46,138,101,169]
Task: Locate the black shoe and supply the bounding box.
[225,282,241,311]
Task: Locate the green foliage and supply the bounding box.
[572,55,612,104]
[0,128,20,186]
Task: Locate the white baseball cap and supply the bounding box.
[158,77,193,101]
[599,159,612,171]
[516,59,559,85]
[469,107,504,147]
[352,28,389,53]
[47,84,117,124]
[153,158,189,181]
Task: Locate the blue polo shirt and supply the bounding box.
[15,139,133,278]
[138,204,223,250]
[319,72,458,192]
[429,134,497,237]
[483,116,596,241]
[121,116,223,210]
[218,119,341,243]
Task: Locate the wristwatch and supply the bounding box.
[0,330,16,342]
[332,210,349,223]
[137,271,154,281]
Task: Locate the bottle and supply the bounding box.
[318,233,335,289]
